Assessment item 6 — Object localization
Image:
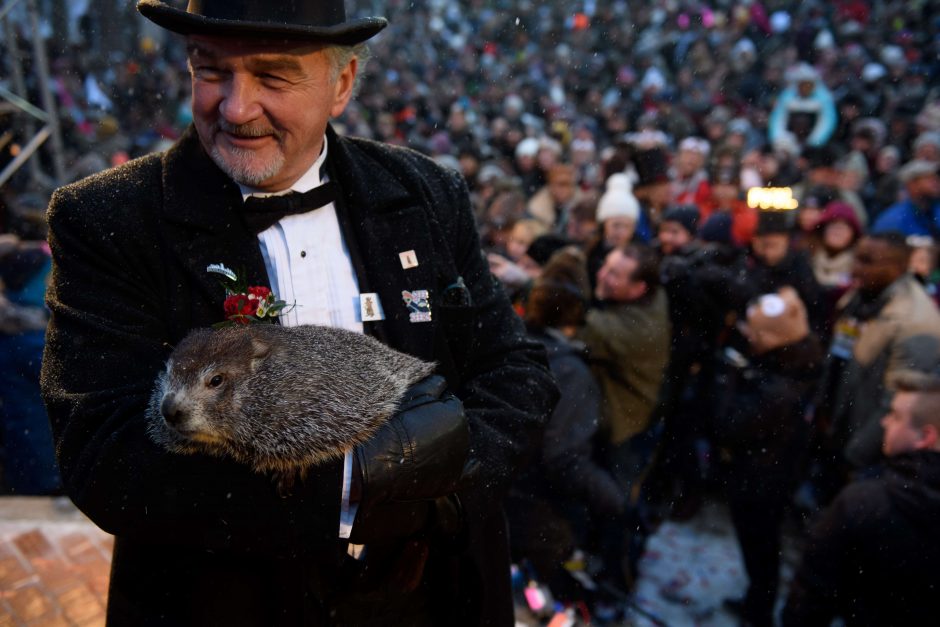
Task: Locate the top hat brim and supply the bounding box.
[138,1,387,45]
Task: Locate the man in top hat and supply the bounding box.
[40,2,557,624]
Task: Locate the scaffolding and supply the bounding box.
[0,0,66,190]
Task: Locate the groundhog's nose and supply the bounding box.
[161,395,184,427]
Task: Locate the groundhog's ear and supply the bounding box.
[250,338,271,371]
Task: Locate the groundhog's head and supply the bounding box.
[149,326,273,450]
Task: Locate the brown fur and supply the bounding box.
[147,324,435,482]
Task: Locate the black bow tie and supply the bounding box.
[242,181,338,234]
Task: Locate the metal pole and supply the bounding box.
[2,13,44,184]
[26,0,66,185]
[0,0,24,24]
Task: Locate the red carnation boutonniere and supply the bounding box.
[208,264,292,327]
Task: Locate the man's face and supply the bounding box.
[188,35,356,192]
[659,221,692,255]
[908,173,940,202]
[752,233,790,267]
[852,238,907,296]
[676,149,704,178]
[595,249,645,303]
[881,392,926,456]
[548,170,576,204]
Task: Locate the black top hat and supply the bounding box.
[137,0,387,45]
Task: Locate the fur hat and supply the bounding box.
[740,287,809,354]
[597,174,640,223]
[137,0,387,44]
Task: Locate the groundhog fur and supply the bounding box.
[147,324,436,483]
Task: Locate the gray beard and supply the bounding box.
[209,144,286,188]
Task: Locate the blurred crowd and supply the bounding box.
[2,0,940,625]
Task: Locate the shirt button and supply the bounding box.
[300,250,307,258]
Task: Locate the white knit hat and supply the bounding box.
[596,174,640,223]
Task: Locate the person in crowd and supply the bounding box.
[768,63,838,149]
[0,232,60,495]
[698,164,758,248]
[817,233,940,478]
[872,160,940,236]
[717,287,822,627]
[527,163,582,231]
[579,244,670,492]
[506,247,625,597]
[671,137,711,207]
[907,235,940,303]
[783,373,940,627]
[578,243,670,590]
[656,205,700,258]
[811,201,863,291]
[40,2,557,624]
[564,192,599,247]
[585,173,641,291]
[793,145,868,228]
[632,147,673,242]
[746,208,826,335]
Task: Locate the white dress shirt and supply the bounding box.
[239,136,361,539]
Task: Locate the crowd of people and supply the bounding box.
[2,0,940,625]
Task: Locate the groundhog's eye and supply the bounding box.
[208,374,225,388]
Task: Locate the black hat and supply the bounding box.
[662,204,700,235]
[699,213,733,245]
[526,234,571,266]
[633,148,670,187]
[755,209,794,235]
[137,0,387,45]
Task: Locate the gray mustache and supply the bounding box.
[217,121,281,139]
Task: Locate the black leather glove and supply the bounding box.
[354,374,469,509]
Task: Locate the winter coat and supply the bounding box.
[578,290,671,444]
[783,451,940,627]
[40,125,557,626]
[510,328,623,517]
[824,275,940,468]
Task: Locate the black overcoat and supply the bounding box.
[40,126,557,626]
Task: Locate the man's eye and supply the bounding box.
[260,73,289,86]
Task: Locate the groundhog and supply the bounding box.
[147,324,436,486]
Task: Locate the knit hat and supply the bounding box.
[661,205,700,236]
[816,201,862,239]
[699,212,734,245]
[596,174,640,223]
[740,287,809,354]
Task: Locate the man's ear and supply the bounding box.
[330,57,358,118]
[918,423,939,451]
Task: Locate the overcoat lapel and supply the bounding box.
[326,127,443,362]
[158,127,272,340]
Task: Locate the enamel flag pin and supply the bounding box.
[402,290,432,323]
[399,250,419,269]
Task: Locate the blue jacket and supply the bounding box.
[872,197,940,236]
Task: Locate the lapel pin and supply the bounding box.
[401,289,432,323]
[399,250,419,269]
[206,263,237,282]
[359,293,385,322]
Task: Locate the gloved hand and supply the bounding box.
[354,374,469,509]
